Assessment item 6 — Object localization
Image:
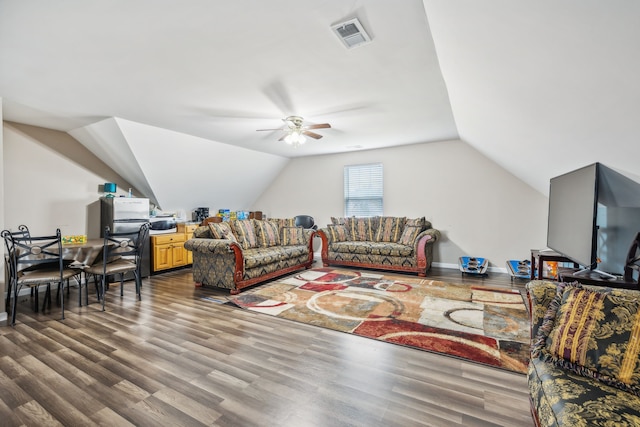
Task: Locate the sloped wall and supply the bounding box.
[71,118,290,214]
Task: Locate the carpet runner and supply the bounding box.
[227,267,530,374]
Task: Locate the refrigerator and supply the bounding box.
[99,197,151,279]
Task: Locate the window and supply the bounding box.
[344,163,383,217]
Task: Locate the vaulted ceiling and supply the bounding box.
[2,1,639,209]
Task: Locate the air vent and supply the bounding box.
[331,18,371,49]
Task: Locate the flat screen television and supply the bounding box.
[547,163,640,277]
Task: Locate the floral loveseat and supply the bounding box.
[184,218,314,294]
[317,216,440,276]
[527,280,640,427]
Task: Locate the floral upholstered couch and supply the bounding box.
[184,218,314,294]
[317,216,440,276]
[527,280,640,427]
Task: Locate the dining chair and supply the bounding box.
[84,223,150,311]
[2,225,33,313]
[2,228,78,326]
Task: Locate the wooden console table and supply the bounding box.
[530,249,578,280]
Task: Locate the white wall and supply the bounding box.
[3,122,133,237]
[252,139,549,269]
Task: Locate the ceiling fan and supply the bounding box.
[257,116,331,146]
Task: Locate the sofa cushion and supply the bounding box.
[398,225,422,246]
[534,283,640,396]
[255,220,280,247]
[208,222,237,242]
[230,219,259,249]
[281,226,306,246]
[242,246,308,269]
[346,217,378,241]
[375,217,406,242]
[529,356,640,427]
[330,241,413,257]
[326,224,349,242]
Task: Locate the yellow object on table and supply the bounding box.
[62,235,87,245]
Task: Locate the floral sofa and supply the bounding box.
[527,280,640,427]
[184,218,314,294]
[317,216,440,276]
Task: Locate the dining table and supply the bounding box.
[60,239,111,268]
[5,238,120,312]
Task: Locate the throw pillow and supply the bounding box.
[269,218,295,228]
[331,217,347,225]
[346,217,378,241]
[533,283,640,396]
[255,220,280,247]
[327,224,349,242]
[230,219,258,249]
[281,226,306,246]
[208,222,237,242]
[405,217,426,228]
[375,217,406,242]
[398,225,422,246]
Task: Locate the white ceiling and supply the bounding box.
[2,0,640,199]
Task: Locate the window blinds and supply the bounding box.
[344,163,383,217]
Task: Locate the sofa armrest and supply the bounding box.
[526,280,560,340]
[317,228,331,243]
[414,228,440,248]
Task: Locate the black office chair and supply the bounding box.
[294,215,317,230]
[84,223,150,311]
[2,228,78,326]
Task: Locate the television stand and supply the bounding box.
[558,267,638,290]
[573,267,617,280]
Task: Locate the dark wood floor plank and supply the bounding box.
[13,372,98,426]
[0,366,32,409]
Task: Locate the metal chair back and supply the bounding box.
[94,222,150,311]
[2,228,68,326]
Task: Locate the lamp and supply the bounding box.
[283,129,306,147]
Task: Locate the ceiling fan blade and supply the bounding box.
[256,128,284,132]
[303,131,323,139]
[306,123,331,130]
[278,133,288,141]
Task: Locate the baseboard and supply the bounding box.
[311,259,508,274]
[432,262,508,274]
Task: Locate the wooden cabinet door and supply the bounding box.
[171,243,187,267]
[153,243,173,271]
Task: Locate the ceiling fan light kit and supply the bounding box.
[284,130,306,146]
[257,115,331,148]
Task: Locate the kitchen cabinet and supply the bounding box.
[151,233,186,272]
[180,223,198,265]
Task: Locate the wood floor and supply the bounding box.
[0,264,534,427]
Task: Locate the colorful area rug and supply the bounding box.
[228,268,530,374]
